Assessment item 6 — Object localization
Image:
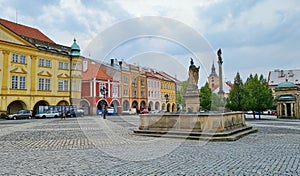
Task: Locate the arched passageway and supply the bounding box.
[7,100,27,114]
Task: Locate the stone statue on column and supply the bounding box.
[185,58,200,112]
[217,48,225,107]
[188,58,200,86]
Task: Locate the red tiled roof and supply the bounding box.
[0,18,55,44]
[82,63,112,81]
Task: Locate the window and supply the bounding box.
[59,62,64,69]
[39,58,44,66]
[113,86,118,97]
[99,84,106,97]
[39,78,50,90]
[141,79,144,86]
[58,80,64,91]
[77,80,81,91]
[64,63,69,70]
[77,63,82,70]
[124,76,128,83]
[124,89,128,96]
[45,79,50,90]
[46,60,51,67]
[19,76,26,89]
[141,90,145,97]
[72,63,77,70]
[72,80,76,91]
[39,78,44,90]
[133,89,137,97]
[12,53,18,62]
[64,80,69,91]
[132,77,136,86]
[12,75,18,89]
[20,55,26,64]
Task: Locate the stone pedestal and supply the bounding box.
[184,84,200,112]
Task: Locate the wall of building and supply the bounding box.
[0,28,82,114]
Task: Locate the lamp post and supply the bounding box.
[69,55,73,107]
[164,94,169,112]
[100,85,107,119]
[164,94,169,103]
[70,38,80,107]
[119,60,123,114]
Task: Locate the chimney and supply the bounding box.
[110,59,114,66]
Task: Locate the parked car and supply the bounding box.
[7,110,32,120]
[140,109,149,114]
[107,107,115,115]
[67,109,84,117]
[35,110,60,118]
[263,110,276,115]
[122,108,137,115]
[149,110,159,114]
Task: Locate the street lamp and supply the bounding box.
[164,94,169,112]
[100,85,107,98]
[164,94,169,103]
[100,85,107,119]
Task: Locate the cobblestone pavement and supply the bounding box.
[0,115,299,175]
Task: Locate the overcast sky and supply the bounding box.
[1,0,299,86]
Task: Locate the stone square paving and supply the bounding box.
[0,115,299,175]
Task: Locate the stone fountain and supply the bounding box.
[134,51,257,141]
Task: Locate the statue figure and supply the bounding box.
[189,58,200,85]
[217,48,223,64]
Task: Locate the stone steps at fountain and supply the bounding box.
[133,126,257,141]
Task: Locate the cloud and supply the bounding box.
[1,0,300,84]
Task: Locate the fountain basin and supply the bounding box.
[134,112,257,141]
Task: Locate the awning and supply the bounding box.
[277,95,296,101]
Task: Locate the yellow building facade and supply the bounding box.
[160,79,176,112]
[0,19,82,115]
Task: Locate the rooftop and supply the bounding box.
[82,63,112,81]
[0,18,55,43]
[276,82,298,89]
[268,69,300,86]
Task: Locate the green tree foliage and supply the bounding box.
[199,82,222,111]
[243,74,274,119]
[226,72,245,111]
[200,82,212,111]
[226,73,274,119]
[211,93,223,111]
[177,81,188,109]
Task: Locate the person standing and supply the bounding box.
[103,105,107,119]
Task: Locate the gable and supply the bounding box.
[57,73,70,79]
[10,67,28,74]
[37,71,52,77]
[0,25,33,46]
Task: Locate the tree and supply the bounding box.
[176,81,188,110]
[226,72,245,111]
[200,82,212,111]
[211,93,223,111]
[243,74,274,119]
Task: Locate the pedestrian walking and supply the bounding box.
[103,106,107,119]
[61,112,66,120]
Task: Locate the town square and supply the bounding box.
[1,0,300,175]
[0,115,299,175]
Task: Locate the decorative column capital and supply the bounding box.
[2,50,10,55]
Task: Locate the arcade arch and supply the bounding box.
[33,100,49,116]
[80,99,90,115]
[7,100,27,114]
